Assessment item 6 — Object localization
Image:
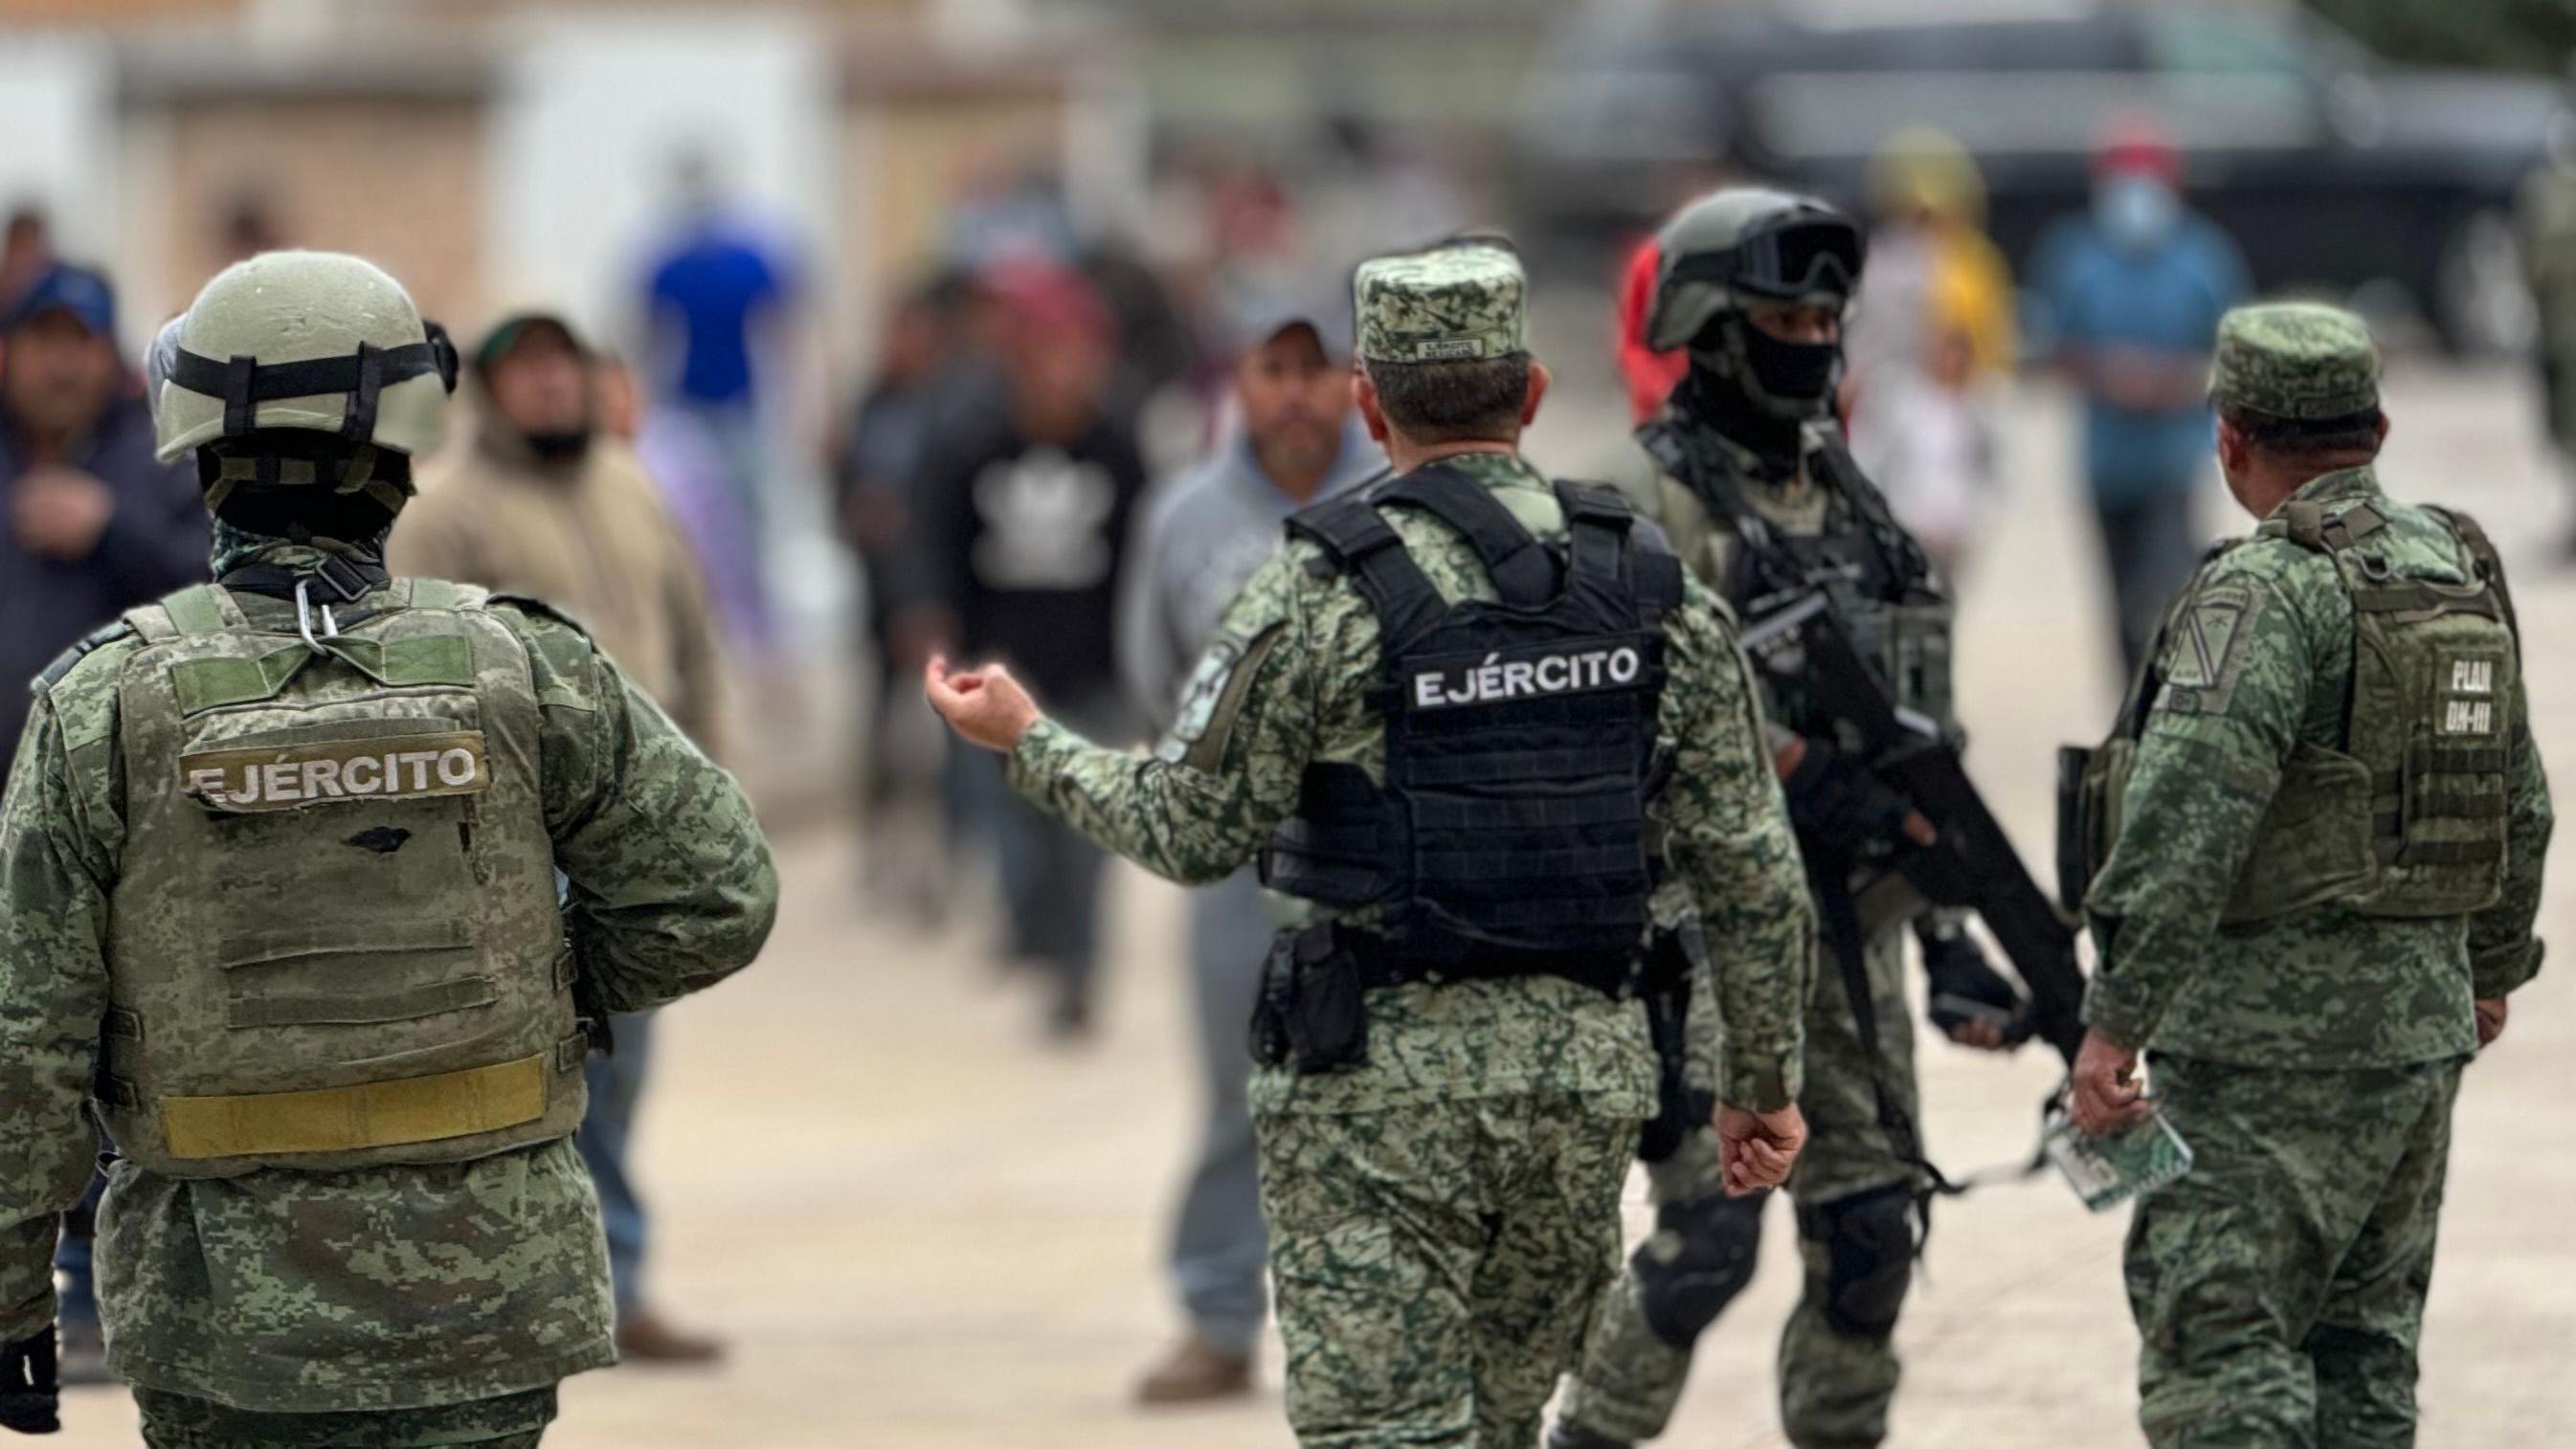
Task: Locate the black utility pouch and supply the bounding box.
[1266,926,1370,1070]
[1249,931,1298,1068]
[1636,924,1704,1163]
[2054,745,2096,918]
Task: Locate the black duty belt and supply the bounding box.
[1325,923,1657,1000]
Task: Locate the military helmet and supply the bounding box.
[152,251,458,468]
[1646,189,1866,352]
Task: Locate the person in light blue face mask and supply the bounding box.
[2032,119,2251,680]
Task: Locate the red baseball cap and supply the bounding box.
[2095,117,2183,185]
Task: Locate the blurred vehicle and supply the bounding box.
[1517,0,2558,352]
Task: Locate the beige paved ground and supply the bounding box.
[52,368,2576,1445]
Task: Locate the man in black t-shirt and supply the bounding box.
[913,262,1148,1036]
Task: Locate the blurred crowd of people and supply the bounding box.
[12,95,2566,1417]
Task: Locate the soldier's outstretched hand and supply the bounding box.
[925,656,1042,753]
[1715,1103,1806,1195]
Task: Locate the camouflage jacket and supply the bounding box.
[2083,467,2551,1065]
[1008,451,1815,1115]
[0,539,778,1410]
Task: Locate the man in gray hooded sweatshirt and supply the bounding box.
[1113,290,1380,1404]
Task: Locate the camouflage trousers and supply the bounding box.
[2127,1055,2463,1449]
[1559,927,1919,1448]
[1254,1092,1638,1448]
[131,1386,557,1447]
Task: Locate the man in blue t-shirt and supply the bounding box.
[641,169,800,654]
[2033,123,2250,679]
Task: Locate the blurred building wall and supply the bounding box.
[0,36,120,274]
[128,92,487,324]
[488,15,839,353]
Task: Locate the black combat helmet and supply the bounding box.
[1647,189,1866,421]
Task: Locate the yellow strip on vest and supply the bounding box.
[179,730,487,813]
[159,1055,547,1158]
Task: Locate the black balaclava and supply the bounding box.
[1676,306,1844,477]
[201,435,408,576]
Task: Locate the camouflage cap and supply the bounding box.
[2209,301,2381,419]
[1352,242,1527,365]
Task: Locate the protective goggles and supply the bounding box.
[1669,215,1866,303]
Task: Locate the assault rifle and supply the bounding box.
[1737,591,2087,1064]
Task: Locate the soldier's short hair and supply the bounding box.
[2219,400,2385,460]
[1364,354,1532,444]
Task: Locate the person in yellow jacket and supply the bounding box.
[1846,127,2016,578]
[391,307,735,1365]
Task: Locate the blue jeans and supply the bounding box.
[1168,869,1271,1354]
[577,1012,657,1315]
[963,732,1112,1009]
[2090,484,2205,682]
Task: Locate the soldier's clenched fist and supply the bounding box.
[926,656,1042,753]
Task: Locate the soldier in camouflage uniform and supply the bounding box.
[1554,189,2028,1449]
[2069,302,2552,1447]
[928,240,1818,1448]
[0,252,778,1446]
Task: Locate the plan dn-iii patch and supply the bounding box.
[2436,653,2503,737]
[182,730,489,812]
[1404,636,1648,712]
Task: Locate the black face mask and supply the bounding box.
[1674,363,1801,475]
[1739,326,1841,413]
[525,429,592,464]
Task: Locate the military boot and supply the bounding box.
[1547,1420,1636,1449]
[1133,1337,1253,1405]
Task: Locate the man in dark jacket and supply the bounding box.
[1,262,207,784]
[0,263,205,1381]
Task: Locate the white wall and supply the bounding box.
[485,13,838,352]
[0,35,118,312]
[486,12,848,633]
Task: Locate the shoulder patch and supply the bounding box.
[487,591,594,639]
[2154,577,2270,717]
[487,592,603,712]
[1158,622,1286,773]
[34,619,139,696]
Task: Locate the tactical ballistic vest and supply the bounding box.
[93,578,586,1178]
[1260,467,1684,985]
[2074,499,2519,925]
[1643,418,1953,735]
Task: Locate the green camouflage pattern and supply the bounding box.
[0,535,778,1410]
[1351,244,1528,364]
[2207,301,2381,420]
[1553,1133,1718,1441]
[1007,450,1815,1118]
[1010,450,1808,1446]
[96,572,588,1178]
[2082,469,2552,1062]
[1561,926,1917,1445]
[1561,423,1947,1447]
[134,1383,554,1447]
[1255,1094,1634,1447]
[2126,1055,2461,1447]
